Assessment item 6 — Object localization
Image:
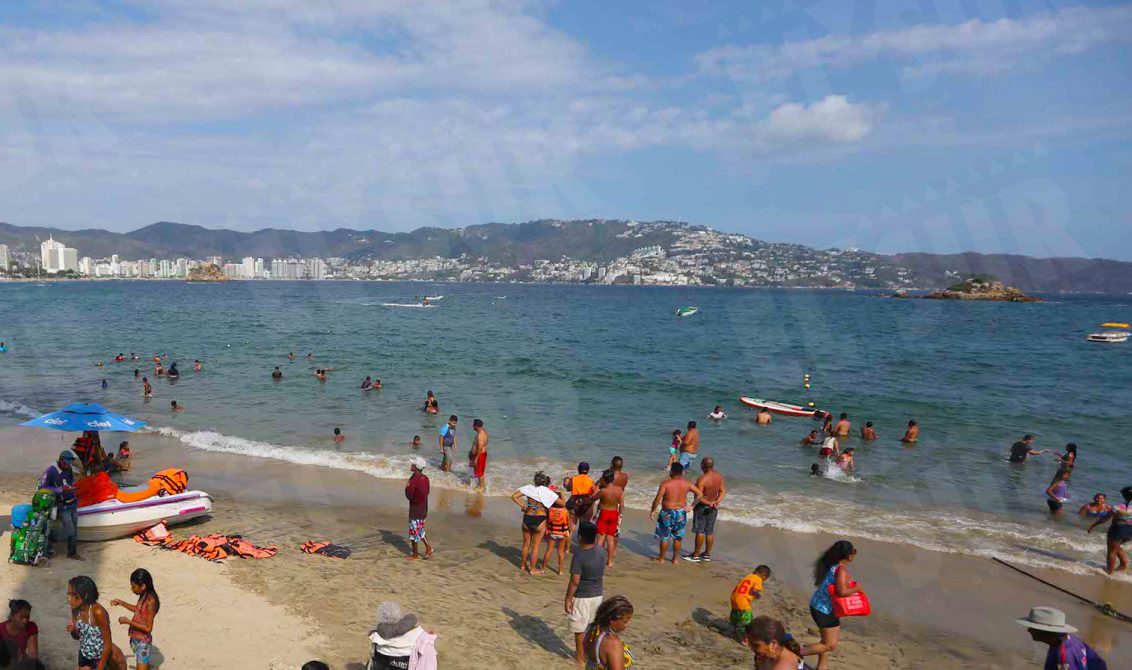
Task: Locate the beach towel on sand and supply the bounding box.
[301,540,352,559]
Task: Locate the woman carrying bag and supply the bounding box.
[802,540,869,670]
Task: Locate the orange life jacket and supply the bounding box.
[547,506,570,535]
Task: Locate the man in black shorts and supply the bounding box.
[684,457,727,563]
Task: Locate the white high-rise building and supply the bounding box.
[176,258,188,278]
[242,256,255,279]
[79,257,94,276]
[62,248,79,273]
[159,260,173,278]
[40,236,65,272]
[0,244,9,273]
[255,258,265,278]
[305,258,326,280]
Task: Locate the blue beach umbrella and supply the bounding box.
[21,402,146,433]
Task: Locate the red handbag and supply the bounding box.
[827,567,872,617]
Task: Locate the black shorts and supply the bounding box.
[810,606,840,629]
[1108,523,1132,545]
[1047,499,1063,512]
[692,504,718,536]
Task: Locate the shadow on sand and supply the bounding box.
[501,607,572,658]
[479,539,523,568]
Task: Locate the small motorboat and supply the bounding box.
[74,468,213,541]
[739,396,825,418]
[78,490,213,541]
[675,306,699,318]
[424,295,444,301]
[1087,323,1129,343]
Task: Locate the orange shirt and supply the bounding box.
[570,474,595,497]
[730,573,765,611]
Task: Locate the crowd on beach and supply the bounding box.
[2,344,1124,669]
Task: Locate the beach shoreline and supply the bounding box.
[2,427,1129,667]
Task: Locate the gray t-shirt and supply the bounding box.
[570,545,606,599]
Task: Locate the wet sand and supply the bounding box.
[2,426,1131,668]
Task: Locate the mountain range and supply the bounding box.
[2,220,1130,294]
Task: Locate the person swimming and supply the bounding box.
[271,366,283,380]
[424,391,439,414]
[1079,493,1111,518]
[167,363,179,379]
[193,360,202,372]
[361,376,373,390]
[170,400,184,411]
[708,406,726,420]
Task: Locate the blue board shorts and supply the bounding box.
[678,451,697,468]
[655,508,687,541]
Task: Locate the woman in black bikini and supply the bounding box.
[510,472,558,574]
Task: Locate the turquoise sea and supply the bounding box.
[1,281,1130,577]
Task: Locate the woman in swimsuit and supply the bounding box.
[510,472,556,574]
[424,390,439,414]
[1055,443,1078,478]
[1045,470,1071,515]
[747,616,804,670]
[583,595,634,670]
[1088,485,1132,574]
[67,575,125,670]
[1079,493,1111,518]
[802,540,862,670]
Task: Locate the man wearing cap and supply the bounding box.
[39,450,81,560]
[1016,606,1107,669]
[405,457,433,560]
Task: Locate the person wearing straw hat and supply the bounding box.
[1015,606,1107,669]
[405,457,433,560]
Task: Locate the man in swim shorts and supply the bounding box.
[650,463,704,564]
[685,457,726,563]
[470,418,489,492]
[405,457,432,560]
[679,421,699,469]
[593,470,624,567]
[438,415,458,472]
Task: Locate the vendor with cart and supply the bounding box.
[39,450,81,561]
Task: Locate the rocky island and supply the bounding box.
[185,263,228,282]
[923,276,1040,302]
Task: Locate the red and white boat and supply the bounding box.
[739,396,825,418]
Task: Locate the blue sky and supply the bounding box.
[1,1,1130,259]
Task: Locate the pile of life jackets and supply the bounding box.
[135,523,278,562]
[300,541,352,560]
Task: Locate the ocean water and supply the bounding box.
[1,280,1130,577]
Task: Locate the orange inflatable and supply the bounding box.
[75,468,190,506]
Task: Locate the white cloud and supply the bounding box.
[695,5,1132,81]
[763,95,880,143]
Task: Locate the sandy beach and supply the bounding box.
[2,426,1131,668]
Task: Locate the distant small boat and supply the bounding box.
[424,295,444,301]
[675,306,699,318]
[1087,322,1129,343]
[739,396,825,418]
[383,303,434,309]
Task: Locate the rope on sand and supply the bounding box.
[991,557,1132,625]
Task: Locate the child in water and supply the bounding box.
[667,430,682,470]
[410,435,421,449]
[110,569,159,670]
[334,427,345,443]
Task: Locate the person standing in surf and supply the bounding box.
[1088,485,1132,574]
[679,421,700,469]
[438,415,458,472]
[423,390,439,414]
[470,419,489,492]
